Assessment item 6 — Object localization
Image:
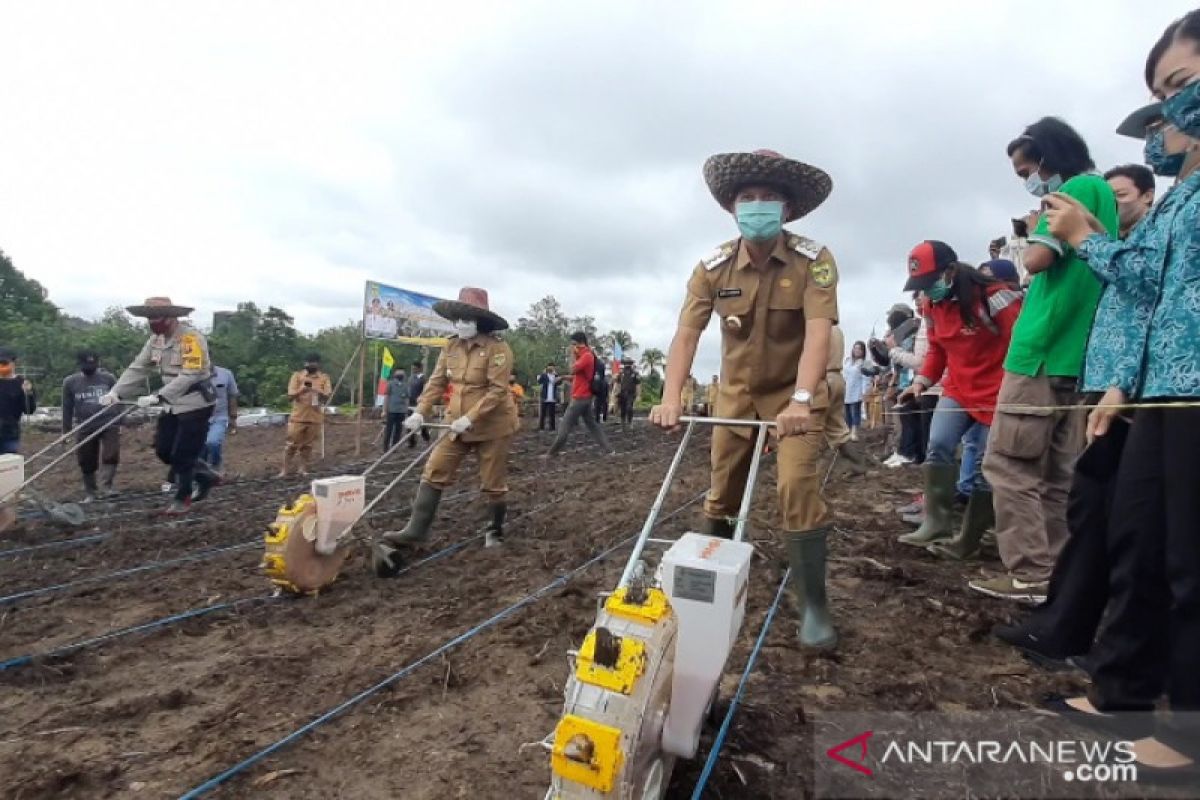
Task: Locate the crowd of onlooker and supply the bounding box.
[841,10,1200,779]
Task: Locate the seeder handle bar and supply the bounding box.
[334,428,449,548]
[679,416,775,429]
[362,423,450,477]
[3,404,137,503]
[618,421,695,589]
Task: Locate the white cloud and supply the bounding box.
[0,0,1191,381]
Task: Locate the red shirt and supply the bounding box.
[571,347,595,400]
[917,285,1023,426]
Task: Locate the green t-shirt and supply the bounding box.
[1004,173,1117,378]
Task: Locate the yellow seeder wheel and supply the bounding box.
[262,494,351,595]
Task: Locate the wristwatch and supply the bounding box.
[791,389,812,405]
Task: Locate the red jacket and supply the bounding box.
[917,285,1023,425]
[571,347,595,400]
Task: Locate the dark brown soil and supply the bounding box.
[0,423,1126,799]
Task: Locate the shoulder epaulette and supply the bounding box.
[701,240,737,271]
[787,234,824,260]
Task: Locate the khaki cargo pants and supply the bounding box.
[284,421,321,469]
[422,434,512,502]
[822,371,851,450]
[703,384,831,533]
[982,371,1087,582]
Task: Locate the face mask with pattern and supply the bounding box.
[1163,80,1200,138]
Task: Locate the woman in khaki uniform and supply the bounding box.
[373,288,518,577]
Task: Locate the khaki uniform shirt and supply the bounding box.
[827,324,845,373]
[678,233,839,428]
[418,334,518,442]
[288,370,332,424]
[113,322,214,414]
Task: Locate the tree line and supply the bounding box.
[0,249,665,409]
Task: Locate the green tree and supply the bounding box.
[640,348,665,377]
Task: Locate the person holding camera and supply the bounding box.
[279,353,332,477]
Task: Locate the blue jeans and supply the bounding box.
[0,437,18,455]
[844,401,863,429]
[926,396,990,492]
[957,429,982,497]
[204,417,229,470]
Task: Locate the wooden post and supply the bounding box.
[355,334,367,456]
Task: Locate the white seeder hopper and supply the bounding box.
[544,418,772,800]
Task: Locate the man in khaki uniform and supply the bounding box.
[374,288,518,577]
[822,325,869,477]
[279,353,332,477]
[104,297,219,515]
[651,149,840,649]
[705,375,720,416]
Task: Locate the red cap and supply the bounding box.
[904,240,958,292]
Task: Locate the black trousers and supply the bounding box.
[76,425,121,474]
[1013,417,1130,656]
[155,407,212,501]
[384,411,406,450]
[539,401,557,431]
[1089,404,1200,757]
[594,394,608,423]
[619,395,635,425]
[915,393,937,463]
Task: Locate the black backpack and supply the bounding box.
[590,351,607,396]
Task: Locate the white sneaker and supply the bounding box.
[885,454,913,469]
[850,429,859,442]
[161,482,175,494]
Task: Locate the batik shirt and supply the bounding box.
[1078,171,1200,398]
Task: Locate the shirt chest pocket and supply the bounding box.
[713,291,756,341]
[766,278,806,342]
[464,350,489,383]
[151,344,181,369]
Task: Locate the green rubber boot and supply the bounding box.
[701,516,734,539]
[786,527,837,649]
[838,440,868,477]
[373,484,443,578]
[898,463,957,547]
[928,489,994,561]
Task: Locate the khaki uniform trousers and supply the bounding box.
[704,387,831,532]
[284,421,321,469]
[422,434,512,502]
[822,371,851,450]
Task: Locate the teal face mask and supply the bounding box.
[735,200,785,242]
[1144,128,1186,177]
[927,275,953,303]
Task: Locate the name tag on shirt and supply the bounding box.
[717,288,742,299]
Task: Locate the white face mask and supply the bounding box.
[454,320,478,339]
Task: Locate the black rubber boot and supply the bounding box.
[701,516,734,539]
[484,502,507,548]
[928,489,994,560]
[374,484,443,578]
[81,473,99,503]
[898,463,957,547]
[192,460,222,502]
[98,463,118,497]
[838,440,868,477]
[786,527,837,649]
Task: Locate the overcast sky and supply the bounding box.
[1,0,1192,378]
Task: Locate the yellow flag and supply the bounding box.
[381,347,395,369]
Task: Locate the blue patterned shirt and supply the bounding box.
[1078,172,1200,398]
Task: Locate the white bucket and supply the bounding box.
[310,475,365,554]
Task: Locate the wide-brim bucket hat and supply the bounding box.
[126,296,194,318]
[432,287,509,331]
[703,149,833,222]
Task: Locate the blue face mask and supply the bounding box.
[1144,128,1186,177]
[1163,80,1200,138]
[1024,169,1064,198]
[735,200,785,242]
[926,274,953,303]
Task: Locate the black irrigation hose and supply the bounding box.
[0,438,697,606]
[0,446,704,671]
